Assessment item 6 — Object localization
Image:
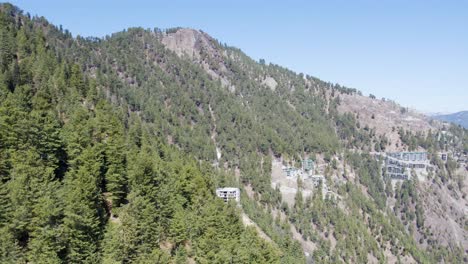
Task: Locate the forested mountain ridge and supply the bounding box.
[0,3,466,263]
[433,111,468,129]
[0,4,294,263]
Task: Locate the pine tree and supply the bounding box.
[27,181,64,263]
[169,206,188,247]
[62,147,106,263]
[61,107,93,165]
[0,20,15,73]
[70,64,86,97]
[0,226,24,263]
[102,191,162,262]
[94,102,127,207]
[16,28,29,60]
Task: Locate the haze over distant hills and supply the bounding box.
[433,111,468,128]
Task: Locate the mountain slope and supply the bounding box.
[433,111,468,128]
[0,4,291,263]
[90,26,468,263]
[0,3,467,263]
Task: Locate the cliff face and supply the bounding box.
[161,28,215,59]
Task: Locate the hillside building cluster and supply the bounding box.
[384,151,428,180]
[281,159,339,200]
[282,158,314,177]
[378,150,467,181]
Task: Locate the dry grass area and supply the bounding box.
[418,178,468,250]
[337,93,441,151]
[270,159,315,207]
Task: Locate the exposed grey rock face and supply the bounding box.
[161,28,212,59]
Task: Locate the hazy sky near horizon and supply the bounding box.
[10,0,468,113]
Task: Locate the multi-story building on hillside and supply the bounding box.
[387,151,427,162]
[216,187,240,203]
[384,151,428,180]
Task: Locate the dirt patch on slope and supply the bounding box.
[337,93,441,151]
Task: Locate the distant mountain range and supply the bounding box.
[432,111,468,128]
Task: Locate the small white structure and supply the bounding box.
[216,187,240,203]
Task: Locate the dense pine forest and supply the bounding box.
[0,4,293,263]
[0,3,466,263]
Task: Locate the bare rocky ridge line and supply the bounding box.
[161,28,444,149]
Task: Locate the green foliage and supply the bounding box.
[0,4,465,263]
[0,6,283,262]
[347,153,386,209]
[62,147,106,263]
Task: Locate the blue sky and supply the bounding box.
[10,0,468,113]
